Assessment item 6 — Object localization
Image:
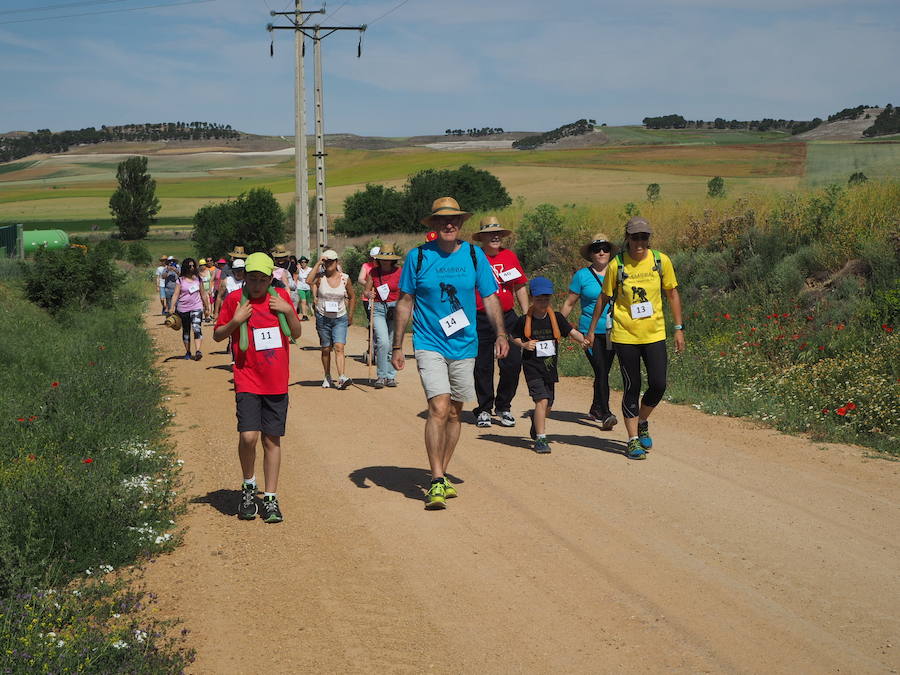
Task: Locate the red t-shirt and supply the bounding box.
[215,286,298,395]
[369,265,403,303]
[475,248,528,312]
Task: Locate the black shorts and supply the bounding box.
[235,392,289,437]
[526,378,555,406]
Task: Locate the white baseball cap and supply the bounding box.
[232,259,246,269]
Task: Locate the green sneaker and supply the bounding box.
[424,481,446,510]
[442,477,457,499]
[533,437,551,454]
[637,420,653,449]
[262,495,284,523]
[625,438,647,460]
[238,483,258,520]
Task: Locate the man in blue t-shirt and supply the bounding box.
[392,197,507,510]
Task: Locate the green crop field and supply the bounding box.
[805,141,900,186]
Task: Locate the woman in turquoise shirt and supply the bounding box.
[560,232,617,429]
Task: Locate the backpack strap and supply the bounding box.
[415,241,478,276]
[651,249,663,287]
[524,307,561,341]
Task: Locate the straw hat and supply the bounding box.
[270,244,290,259]
[164,313,182,331]
[374,243,402,261]
[579,232,618,261]
[227,245,248,259]
[420,197,472,226]
[472,216,512,242]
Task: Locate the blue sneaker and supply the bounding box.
[626,438,647,460]
[637,420,652,449]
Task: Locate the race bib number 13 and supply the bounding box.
[630,301,653,319]
[440,309,470,336]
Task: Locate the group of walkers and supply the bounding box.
[170,195,684,519]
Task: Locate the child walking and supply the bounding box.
[214,253,303,523]
[510,277,585,454]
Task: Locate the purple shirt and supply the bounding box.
[176,277,204,312]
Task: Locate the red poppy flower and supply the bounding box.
[719,351,726,356]
[98,345,106,351]
[791,334,801,340]
[799,343,807,349]
[26,454,36,462]
[28,416,37,422]
[750,327,757,332]
[82,458,93,464]
[51,382,59,388]
[835,407,847,416]
[836,324,845,331]
[818,345,825,351]
[806,315,814,321]
[821,409,829,414]
[781,313,790,318]
[16,417,24,422]
[846,402,857,411]
[885,326,894,333]
[723,313,732,320]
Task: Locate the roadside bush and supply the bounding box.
[126,240,152,267]
[514,203,564,271]
[192,188,284,259]
[94,237,126,261]
[334,184,409,236]
[707,176,726,198]
[22,246,124,314]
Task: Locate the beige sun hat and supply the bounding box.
[270,244,290,259]
[164,313,182,331]
[227,245,248,259]
[374,243,402,261]
[420,196,472,226]
[579,232,618,261]
[472,216,512,242]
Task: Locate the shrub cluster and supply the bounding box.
[22,246,124,314]
[0,275,190,668]
[192,187,284,259]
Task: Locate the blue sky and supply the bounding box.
[1,0,898,137]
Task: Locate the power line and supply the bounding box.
[0,0,215,25]
[0,0,133,16]
[367,0,411,25]
[322,0,348,23]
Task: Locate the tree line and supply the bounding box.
[0,121,240,163]
[512,119,596,150]
[641,114,823,135]
[443,127,505,136]
[334,164,511,236]
[863,104,900,137]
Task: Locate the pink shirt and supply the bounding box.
[176,277,204,312]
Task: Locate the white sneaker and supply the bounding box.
[322,376,332,388]
[337,375,353,390]
[476,411,492,428]
[498,411,516,427]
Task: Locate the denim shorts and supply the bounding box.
[315,312,349,346]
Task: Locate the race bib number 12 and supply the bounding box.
[535,340,556,357]
[440,309,470,336]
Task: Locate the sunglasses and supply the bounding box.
[629,233,650,241]
[589,241,612,254]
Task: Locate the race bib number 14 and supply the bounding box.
[439,309,470,336]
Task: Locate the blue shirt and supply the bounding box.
[569,266,610,334]
[399,241,499,359]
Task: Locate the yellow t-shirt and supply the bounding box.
[602,250,678,345]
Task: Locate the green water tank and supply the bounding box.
[23,229,69,255]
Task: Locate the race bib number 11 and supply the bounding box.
[440,309,470,337]
[253,327,282,351]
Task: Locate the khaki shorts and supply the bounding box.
[414,350,476,402]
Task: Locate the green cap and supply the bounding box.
[244,252,274,276]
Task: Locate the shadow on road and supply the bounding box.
[191,489,242,517]
[206,364,233,373]
[477,433,533,451]
[551,434,628,456]
[348,466,463,502]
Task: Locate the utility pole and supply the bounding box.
[267,4,325,258]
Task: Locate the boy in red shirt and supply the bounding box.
[214,252,302,523]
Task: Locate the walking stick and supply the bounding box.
[368,300,375,383]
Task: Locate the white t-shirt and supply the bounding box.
[225,276,245,294]
[156,265,167,288]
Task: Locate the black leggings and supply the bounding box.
[179,310,203,343]
[614,340,667,419]
[584,334,615,415]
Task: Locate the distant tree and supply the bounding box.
[191,188,283,258]
[108,156,160,239]
[848,171,868,186]
[707,176,726,198]
[333,184,410,236]
[646,183,661,203]
[404,164,511,226]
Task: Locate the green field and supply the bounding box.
[599,126,791,145]
[805,141,900,186]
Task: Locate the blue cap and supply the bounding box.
[529,276,554,296]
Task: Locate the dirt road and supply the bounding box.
[142,307,899,674]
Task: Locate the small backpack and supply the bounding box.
[524,308,561,341]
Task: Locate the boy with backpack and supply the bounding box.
[214,252,303,523]
[510,277,586,454]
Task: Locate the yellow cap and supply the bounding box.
[244,252,274,276]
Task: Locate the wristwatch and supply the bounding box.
[673,323,685,331]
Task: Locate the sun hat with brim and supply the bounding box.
[322,249,338,261]
[420,197,472,226]
[244,252,273,276]
[530,276,554,296]
[625,216,653,235]
[227,245,248,259]
[216,258,227,264]
[164,313,182,331]
[270,244,290,259]
[374,243,402,261]
[579,232,618,260]
[472,215,512,241]
[158,255,167,262]
[231,259,246,269]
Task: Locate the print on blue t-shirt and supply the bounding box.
[569,267,610,334]
[399,241,499,359]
